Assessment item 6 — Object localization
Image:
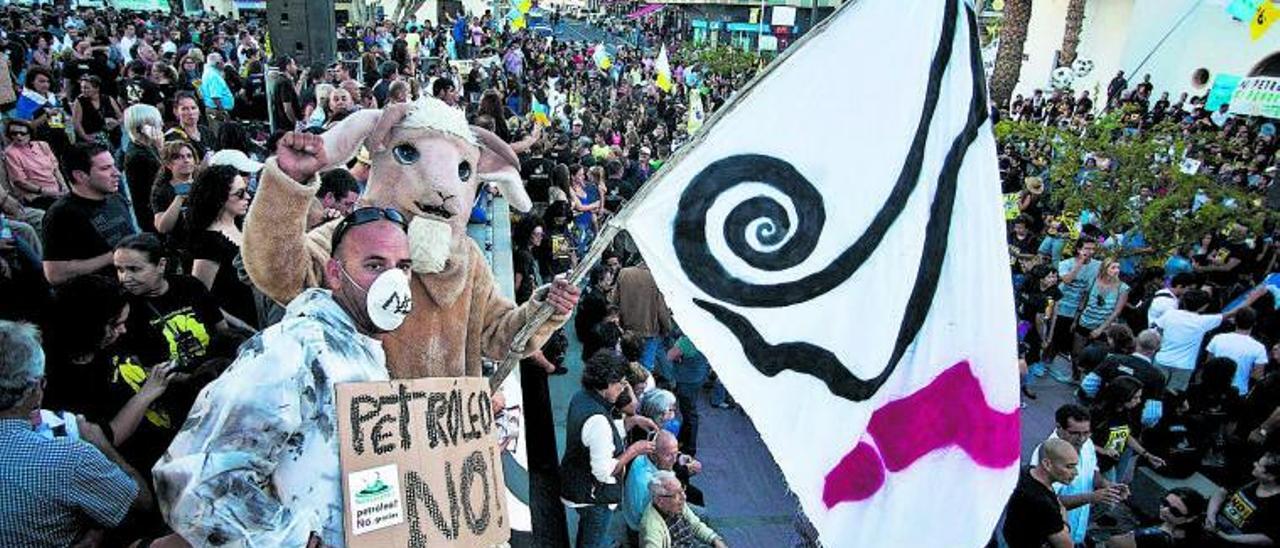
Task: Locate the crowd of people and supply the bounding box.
[995,72,1280,547]
[0,2,753,546]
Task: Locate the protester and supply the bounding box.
[640,471,726,548]
[41,143,136,285]
[153,208,414,546]
[560,351,656,548]
[1002,438,1078,548]
[1031,404,1128,546]
[185,164,256,328]
[0,320,153,546]
[1204,452,1280,546]
[1105,487,1207,548]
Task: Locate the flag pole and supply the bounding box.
[488,0,863,390]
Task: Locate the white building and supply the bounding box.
[1013,0,1280,103]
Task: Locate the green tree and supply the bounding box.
[995,113,1277,259]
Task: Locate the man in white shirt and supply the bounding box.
[153,210,415,546]
[118,25,137,65]
[1211,104,1232,127]
[1148,272,1195,329]
[1207,307,1268,396]
[1031,404,1127,546]
[1155,288,1266,392]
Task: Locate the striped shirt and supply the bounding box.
[0,418,137,546]
[1078,281,1130,330]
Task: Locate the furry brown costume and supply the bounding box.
[243,98,566,379]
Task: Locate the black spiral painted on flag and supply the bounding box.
[673,0,990,402]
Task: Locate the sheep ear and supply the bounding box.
[471,125,530,212]
[320,109,383,170]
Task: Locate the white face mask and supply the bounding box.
[342,266,413,332]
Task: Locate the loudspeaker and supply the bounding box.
[267,0,337,68]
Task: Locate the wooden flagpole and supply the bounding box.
[488,0,864,390]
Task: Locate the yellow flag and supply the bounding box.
[1253,1,1280,41]
[749,8,760,24]
[655,45,673,93]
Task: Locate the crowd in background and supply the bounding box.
[0,2,753,546]
[995,72,1280,547]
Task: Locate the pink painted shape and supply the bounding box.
[822,361,1020,508]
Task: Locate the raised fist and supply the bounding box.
[276,131,329,183]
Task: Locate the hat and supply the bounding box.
[209,149,264,173]
[1024,176,1045,195]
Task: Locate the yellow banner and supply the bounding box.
[1252,1,1280,41]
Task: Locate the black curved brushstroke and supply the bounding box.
[693,4,990,402]
[672,0,960,308]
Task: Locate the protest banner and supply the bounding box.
[337,377,509,547]
[1229,76,1280,119]
[1206,74,1243,111]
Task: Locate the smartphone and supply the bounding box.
[646,429,657,442]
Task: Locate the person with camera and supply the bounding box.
[0,320,154,546]
[153,206,416,547]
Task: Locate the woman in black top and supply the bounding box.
[1205,453,1280,546]
[1106,487,1207,548]
[122,104,165,233]
[71,75,122,147]
[1090,375,1167,474]
[185,165,257,330]
[40,275,183,485]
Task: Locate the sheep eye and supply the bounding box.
[458,160,472,181]
[392,144,420,165]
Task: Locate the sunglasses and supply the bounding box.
[7,130,28,137]
[1160,498,1188,518]
[231,188,253,199]
[331,207,408,254]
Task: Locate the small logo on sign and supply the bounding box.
[349,464,405,535]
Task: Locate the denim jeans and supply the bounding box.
[574,504,614,548]
[674,382,701,456]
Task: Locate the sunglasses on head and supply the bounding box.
[331,207,408,254]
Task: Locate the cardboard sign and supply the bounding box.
[337,378,509,547]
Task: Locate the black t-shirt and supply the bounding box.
[513,247,541,305]
[120,275,224,368]
[1215,481,1280,541]
[270,75,301,133]
[1002,467,1066,548]
[1016,284,1061,323]
[121,76,163,108]
[41,347,191,482]
[522,155,553,203]
[124,146,162,234]
[189,230,257,328]
[1095,354,1167,398]
[42,193,138,267]
[1093,411,1140,471]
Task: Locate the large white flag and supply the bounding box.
[623,0,1019,545]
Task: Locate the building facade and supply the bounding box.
[1012,0,1280,105]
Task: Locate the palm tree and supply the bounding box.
[989,0,1032,109]
[1059,0,1087,68]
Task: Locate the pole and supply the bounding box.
[487,0,861,391]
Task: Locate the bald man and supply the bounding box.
[1002,438,1078,548]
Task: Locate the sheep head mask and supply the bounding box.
[320,97,529,274]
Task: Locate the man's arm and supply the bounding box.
[243,157,329,304]
[44,252,114,285]
[4,151,44,196]
[77,417,154,515]
[1047,526,1074,548]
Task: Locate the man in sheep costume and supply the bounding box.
[244,97,578,379]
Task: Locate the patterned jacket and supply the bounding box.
[153,288,389,547]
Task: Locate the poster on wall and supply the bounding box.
[1230,76,1280,119]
